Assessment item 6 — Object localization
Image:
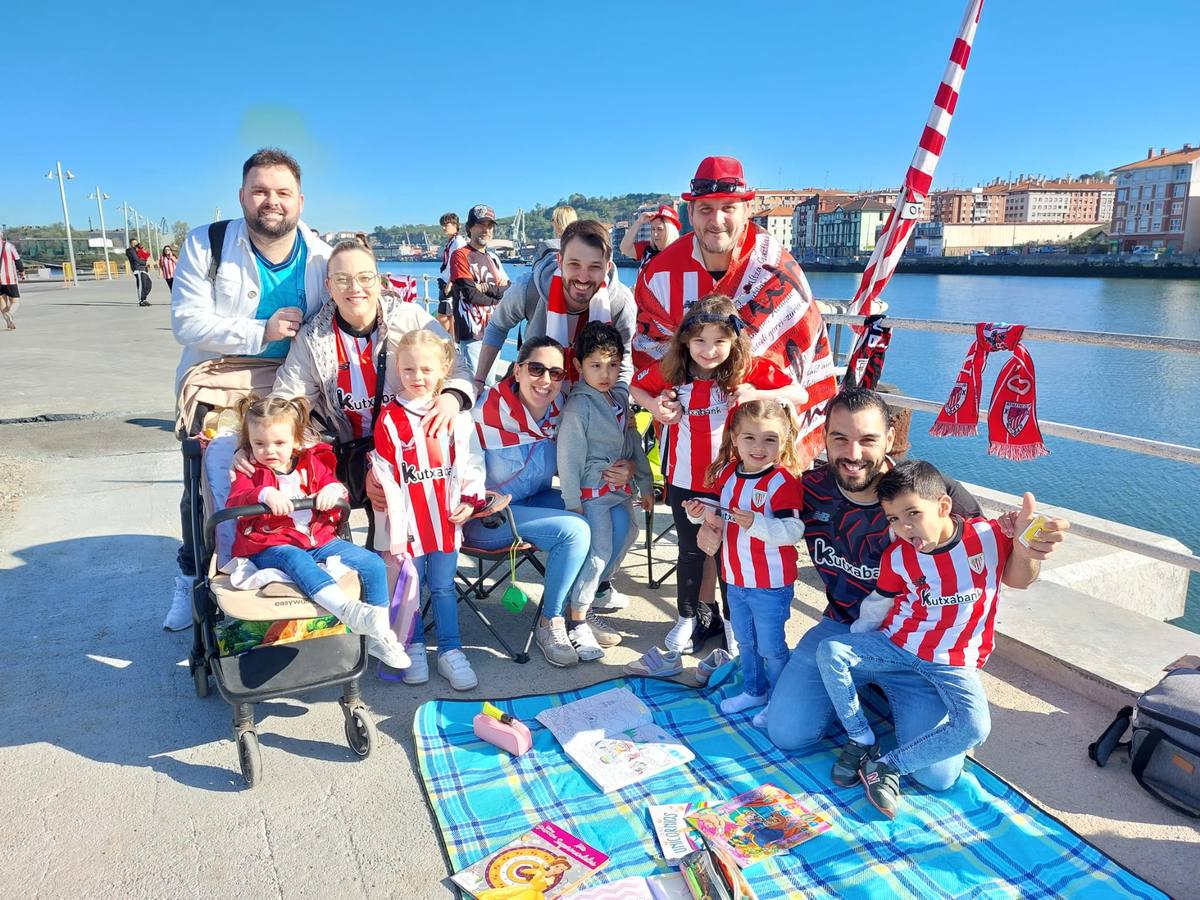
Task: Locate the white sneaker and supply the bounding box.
[536,617,580,667]
[593,585,629,612]
[664,616,696,653]
[567,622,605,661]
[437,649,478,690]
[401,643,430,685]
[163,575,193,631]
[366,633,411,670]
[585,609,623,647]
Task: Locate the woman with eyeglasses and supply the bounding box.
[465,336,595,668]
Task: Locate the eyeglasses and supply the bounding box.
[330,272,379,289]
[689,178,747,196]
[520,361,566,382]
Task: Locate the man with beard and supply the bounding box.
[450,204,509,381]
[633,156,836,465]
[164,147,333,631]
[760,388,1069,790]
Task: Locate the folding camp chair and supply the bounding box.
[636,409,677,589]
[420,508,547,664]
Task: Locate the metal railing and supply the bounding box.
[820,305,1200,577]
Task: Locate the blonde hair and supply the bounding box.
[236,396,314,457]
[395,329,455,395]
[706,399,803,485]
[551,205,578,236]
[660,293,751,394]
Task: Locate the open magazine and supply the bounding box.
[686,784,830,868]
[451,821,609,899]
[535,688,694,793]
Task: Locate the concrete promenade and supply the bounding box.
[1,279,1197,898]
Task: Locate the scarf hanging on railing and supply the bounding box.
[473,377,563,449]
[930,322,1048,460]
[841,315,892,390]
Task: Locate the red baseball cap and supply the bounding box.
[681,156,756,202]
[650,204,682,230]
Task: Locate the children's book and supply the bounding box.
[685,784,830,868]
[648,802,719,861]
[535,688,694,793]
[450,820,609,899]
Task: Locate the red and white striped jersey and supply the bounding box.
[334,327,388,438]
[0,241,20,285]
[876,517,1013,668]
[631,357,791,492]
[159,255,177,280]
[714,463,804,589]
[373,400,485,558]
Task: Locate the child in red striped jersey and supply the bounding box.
[816,459,1013,819]
[631,293,808,656]
[373,330,486,690]
[685,401,806,729]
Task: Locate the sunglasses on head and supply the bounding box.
[520,361,566,382]
[689,177,747,196]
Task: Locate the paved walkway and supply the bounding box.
[1,281,1196,898]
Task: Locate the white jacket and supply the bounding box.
[170,218,332,391]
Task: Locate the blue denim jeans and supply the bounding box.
[766,616,970,790]
[413,550,461,652]
[569,493,638,616]
[461,489,589,620]
[816,630,991,776]
[250,539,388,608]
[727,584,794,698]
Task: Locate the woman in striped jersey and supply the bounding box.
[686,401,806,729]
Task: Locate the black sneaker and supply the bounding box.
[860,757,902,819]
[831,739,878,787]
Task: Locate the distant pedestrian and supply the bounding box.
[436,212,466,329]
[125,238,152,306]
[618,203,680,270]
[159,245,177,292]
[0,231,21,330]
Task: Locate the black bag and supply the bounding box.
[1090,666,1200,818]
[334,339,388,507]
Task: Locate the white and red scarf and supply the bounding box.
[544,271,613,380]
[473,377,563,449]
[930,322,1048,460]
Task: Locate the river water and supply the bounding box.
[382,260,1200,633]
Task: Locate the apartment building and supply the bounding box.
[1110,145,1200,252]
[751,206,795,249]
[791,191,852,253]
[815,199,891,257]
[748,189,819,216]
[1002,177,1115,224]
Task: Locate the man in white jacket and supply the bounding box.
[164,147,333,631]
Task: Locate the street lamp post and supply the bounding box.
[45,162,78,285]
[88,187,113,279]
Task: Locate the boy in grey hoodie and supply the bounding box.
[557,322,654,661]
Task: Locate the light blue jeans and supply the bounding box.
[569,492,639,616]
[766,616,971,790]
[250,540,388,608]
[461,489,589,620]
[413,550,461,653]
[816,630,991,776]
[727,584,794,699]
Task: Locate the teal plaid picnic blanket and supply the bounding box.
[414,667,1165,899]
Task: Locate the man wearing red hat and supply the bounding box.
[618,204,682,271]
[633,156,837,464]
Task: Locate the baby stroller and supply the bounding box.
[176,357,377,787]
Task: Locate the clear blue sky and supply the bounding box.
[7,0,1198,234]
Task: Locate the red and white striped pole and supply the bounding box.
[848,0,985,327]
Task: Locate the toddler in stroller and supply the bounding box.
[226,395,409,669]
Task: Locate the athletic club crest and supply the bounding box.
[914,576,932,606]
[968,553,985,575]
[751,489,768,510]
[944,381,968,415]
[1002,401,1032,437]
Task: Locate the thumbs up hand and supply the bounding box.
[1011,491,1069,561]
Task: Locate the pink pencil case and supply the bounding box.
[473,713,533,756]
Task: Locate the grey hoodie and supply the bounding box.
[556,381,653,510]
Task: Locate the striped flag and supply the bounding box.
[849,0,985,329]
[384,273,420,302]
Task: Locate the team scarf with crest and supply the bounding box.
[841,314,892,390]
[544,272,612,381]
[473,376,563,449]
[930,322,1048,460]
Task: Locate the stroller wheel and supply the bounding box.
[238,730,262,787]
[344,708,377,758]
[192,663,210,698]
